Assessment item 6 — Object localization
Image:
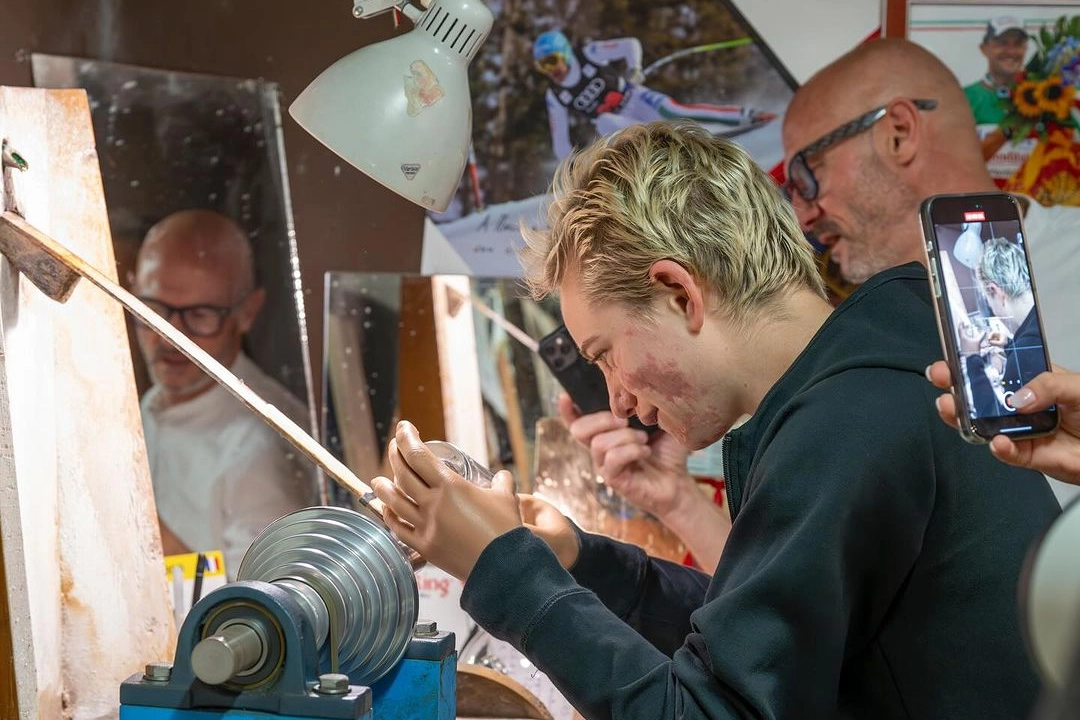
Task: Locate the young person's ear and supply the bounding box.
[648,259,706,333]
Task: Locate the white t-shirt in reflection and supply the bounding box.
[141,352,315,578]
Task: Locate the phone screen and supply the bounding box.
[923,193,1057,441]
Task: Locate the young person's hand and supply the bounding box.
[372,421,522,580]
[519,493,580,569]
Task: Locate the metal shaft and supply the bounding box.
[190,622,265,685]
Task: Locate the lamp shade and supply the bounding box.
[290,0,493,212]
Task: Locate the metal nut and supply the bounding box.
[143,662,172,682]
[414,619,438,636]
[315,672,350,695]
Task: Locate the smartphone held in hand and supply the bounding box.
[538,324,658,434]
[920,192,1058,443]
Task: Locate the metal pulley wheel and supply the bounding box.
[237,505,418,686]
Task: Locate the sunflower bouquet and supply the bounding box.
[999,15,1080,143]
[993,15,1080,205]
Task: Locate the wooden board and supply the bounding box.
[0,86,175,720]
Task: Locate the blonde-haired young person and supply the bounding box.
[373,122,1058,720]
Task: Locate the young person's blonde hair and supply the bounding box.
[977,236,1031,299]
[520,121,824,325]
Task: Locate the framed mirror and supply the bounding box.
[31,56,324,578]
[30,54,316,430]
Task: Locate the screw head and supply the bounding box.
[143,662,172,682]
[315,672,350,695]
[414,619,438,636]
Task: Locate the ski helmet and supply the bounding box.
[533,30,573,64]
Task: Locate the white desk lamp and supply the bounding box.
[290,0,493,212]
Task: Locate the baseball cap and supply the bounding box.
[984,15,1028,43]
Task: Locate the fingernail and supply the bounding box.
[924,365,933,382]
[1011,387,1036,408]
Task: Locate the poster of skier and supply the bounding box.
[426,0,797,276]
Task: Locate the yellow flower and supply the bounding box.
[1014,79,1045,118]
[1037,77,1076,120]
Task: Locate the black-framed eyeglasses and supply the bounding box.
[138,297,245,338]
[784,98,938,202]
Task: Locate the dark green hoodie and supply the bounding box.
[462,263,1060,720]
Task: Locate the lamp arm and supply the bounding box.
[351,0,426,22]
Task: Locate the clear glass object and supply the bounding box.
[425,441,494,488]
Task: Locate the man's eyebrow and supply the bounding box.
[579,335,599,362]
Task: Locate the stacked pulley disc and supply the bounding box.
[237,506,418,686]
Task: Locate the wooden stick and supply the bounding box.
[0,211,424,568]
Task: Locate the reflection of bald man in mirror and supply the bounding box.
[134,209,313,578]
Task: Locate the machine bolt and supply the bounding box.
[143,662,172,682]
[414,619,438,636]
[315,673,350,695]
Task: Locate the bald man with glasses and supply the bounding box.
[782,38,1080,506]
[134,209,314,578]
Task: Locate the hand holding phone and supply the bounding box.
[538,324,658,435]
[920,192,1058,443]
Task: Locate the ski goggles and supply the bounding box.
[784,98,938,202]
[535,53,564,73]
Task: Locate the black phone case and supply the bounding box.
[538,324,657,434]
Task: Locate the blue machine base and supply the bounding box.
[121,709,328,720]
[120,638,456,720]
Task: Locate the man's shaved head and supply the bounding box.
[137,209,256,303]
[781,39,995,284]
[787,38,981,165]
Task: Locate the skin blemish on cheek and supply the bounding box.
[626,355,693,403]
[625,352,730,449]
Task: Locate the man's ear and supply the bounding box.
[880,98,922,167]
[236,287,266,333]
[648,259,706,333]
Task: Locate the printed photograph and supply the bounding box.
[907,2,1080,205]
[429,0,798,275]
